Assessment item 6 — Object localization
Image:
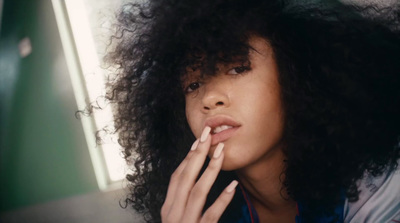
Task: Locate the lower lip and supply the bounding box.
[211,127,239,145]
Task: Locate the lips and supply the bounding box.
[204,116,241,145]
[213,125,233,134]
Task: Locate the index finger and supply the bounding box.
[165,127,212,218]
[162,139,199,211]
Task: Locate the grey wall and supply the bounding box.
[0,188,143,223]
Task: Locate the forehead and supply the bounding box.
[247,36,272,56]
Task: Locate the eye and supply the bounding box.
[185,82,202,93]
[228,65,251,75]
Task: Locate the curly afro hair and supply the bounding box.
[105,0,400,222]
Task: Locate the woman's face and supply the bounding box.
[184,36,284,171]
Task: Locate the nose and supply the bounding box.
[201,78,230,111]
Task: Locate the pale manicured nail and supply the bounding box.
[226,180,238,193]
[200,126,211,142]
[190,139,199,151]
[213,143,224,158]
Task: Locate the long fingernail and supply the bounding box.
[190,139,199,151]
[213,143,224,158]
[226,180,238,193]
[200,126,211,142]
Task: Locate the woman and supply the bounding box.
[106,0,400,222]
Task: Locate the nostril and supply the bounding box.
[202,100,226,111]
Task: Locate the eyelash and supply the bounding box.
[183,65,251,94]
[184,81,202,93]
[228,65,251,75]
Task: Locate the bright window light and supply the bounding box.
[52,0,128,189]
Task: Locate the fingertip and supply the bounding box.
[190,139,200,151]
[200,126,211,142]
[213,143,224,159]
[226,180,239,193]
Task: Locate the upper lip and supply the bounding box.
[204,115,241,133]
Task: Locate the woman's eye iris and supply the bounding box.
[229,66,250,74]
[187,82,200,92]
[234,67,246,73]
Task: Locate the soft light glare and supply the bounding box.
[63,0,126,184]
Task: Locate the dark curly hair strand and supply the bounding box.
[105,0,400,222]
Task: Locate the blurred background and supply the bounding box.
[0,0,143,222]
[0,0,394,222]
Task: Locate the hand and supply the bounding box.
[161,126,238,223]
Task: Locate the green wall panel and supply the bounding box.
[0,0,98,212]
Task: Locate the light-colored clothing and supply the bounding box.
[221,163,400,223]
[344,164,400,223]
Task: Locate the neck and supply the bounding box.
[235,148,297,221]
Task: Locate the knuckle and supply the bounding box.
[207,159,220,171]
[170,170,179,181]
[160,205,168,218]
[192,147,204,156]
[179,169,190,182]
[190,184,206,198]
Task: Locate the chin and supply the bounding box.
[221,164,234,171]
[220,159,244,171]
